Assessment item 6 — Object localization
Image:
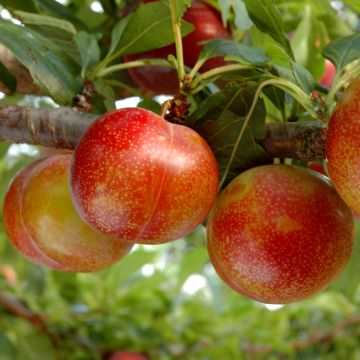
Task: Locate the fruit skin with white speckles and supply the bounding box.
[207,164,354,304]
[3,155,132,272]
[326,78,360,215]
[70,107,219,244]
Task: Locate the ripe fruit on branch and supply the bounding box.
[207,164,354,304]
[3,155,132,272]
[124,1,231,95]
[108,351,148,360]
[70,107,219,244]
[326,78,360,215]
[319,59,336,88]
[3,161,63,270]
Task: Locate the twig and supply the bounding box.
[0,291,49,333]
[0,291,98,354]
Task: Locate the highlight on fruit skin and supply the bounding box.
[326,77,360,216]
[207,164,354,304]
[3,155,133,272]
[70,107,219,245]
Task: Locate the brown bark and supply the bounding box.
[260,121,327,162]
[0,291,48,333]
[0,105,96,149]
[0,104,326,161]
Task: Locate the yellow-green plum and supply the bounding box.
[3,162,63,270]
[4,155,132,272]
[70,108,219,244]
[326,78,360,215]
[207,165,354,304]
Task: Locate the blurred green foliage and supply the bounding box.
[0,0,360,359]
[0,149,359,360]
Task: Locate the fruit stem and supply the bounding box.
[189,64,256,91]
[96,59,173,77]
[160,100,171,118]
[188,59,207,80]
[169,0,185,85]
[91,54,117,80]
[219,77,317,188]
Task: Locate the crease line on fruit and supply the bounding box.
[136,122,174,240]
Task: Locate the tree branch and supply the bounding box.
[0,105,95,149]
[0,290,98,354]
[0,291,49,333]
[260,121,327,162]
[0,104,326,161]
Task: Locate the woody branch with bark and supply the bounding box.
[0,104,326,162]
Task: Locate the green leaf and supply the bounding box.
[0,0,37,12]
[97,248,157,288]
[243,0,294,58]
[192,85,270,184]
[0,60,17,93]
[51,271,79,303]
[219,0,252,30]
[232,0,252,30]
[0,332,16,360]
[32,0,86,29]
[0,19,81,105]
[99,0,117,15]
[0,142,10,159]
[14,10,77,35]
[318,12,354,39]
[113,2,194,56]
[137,98,162,114]
[290,61,315,94]
[250,27,291,68]
[323,34,360,73]
[290,5,327,80]
[176,247,208,290]
[263,86,285,120]
[23,265,46,295]
[173,0,192,21]
[14,10,80,63]
[262,34,315,93]
[199,39,269,66]
[93,79,116,111]
[342,0,360,13]
[15,333,55,360]
[74,31,101,75]
[108,16,132,57]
